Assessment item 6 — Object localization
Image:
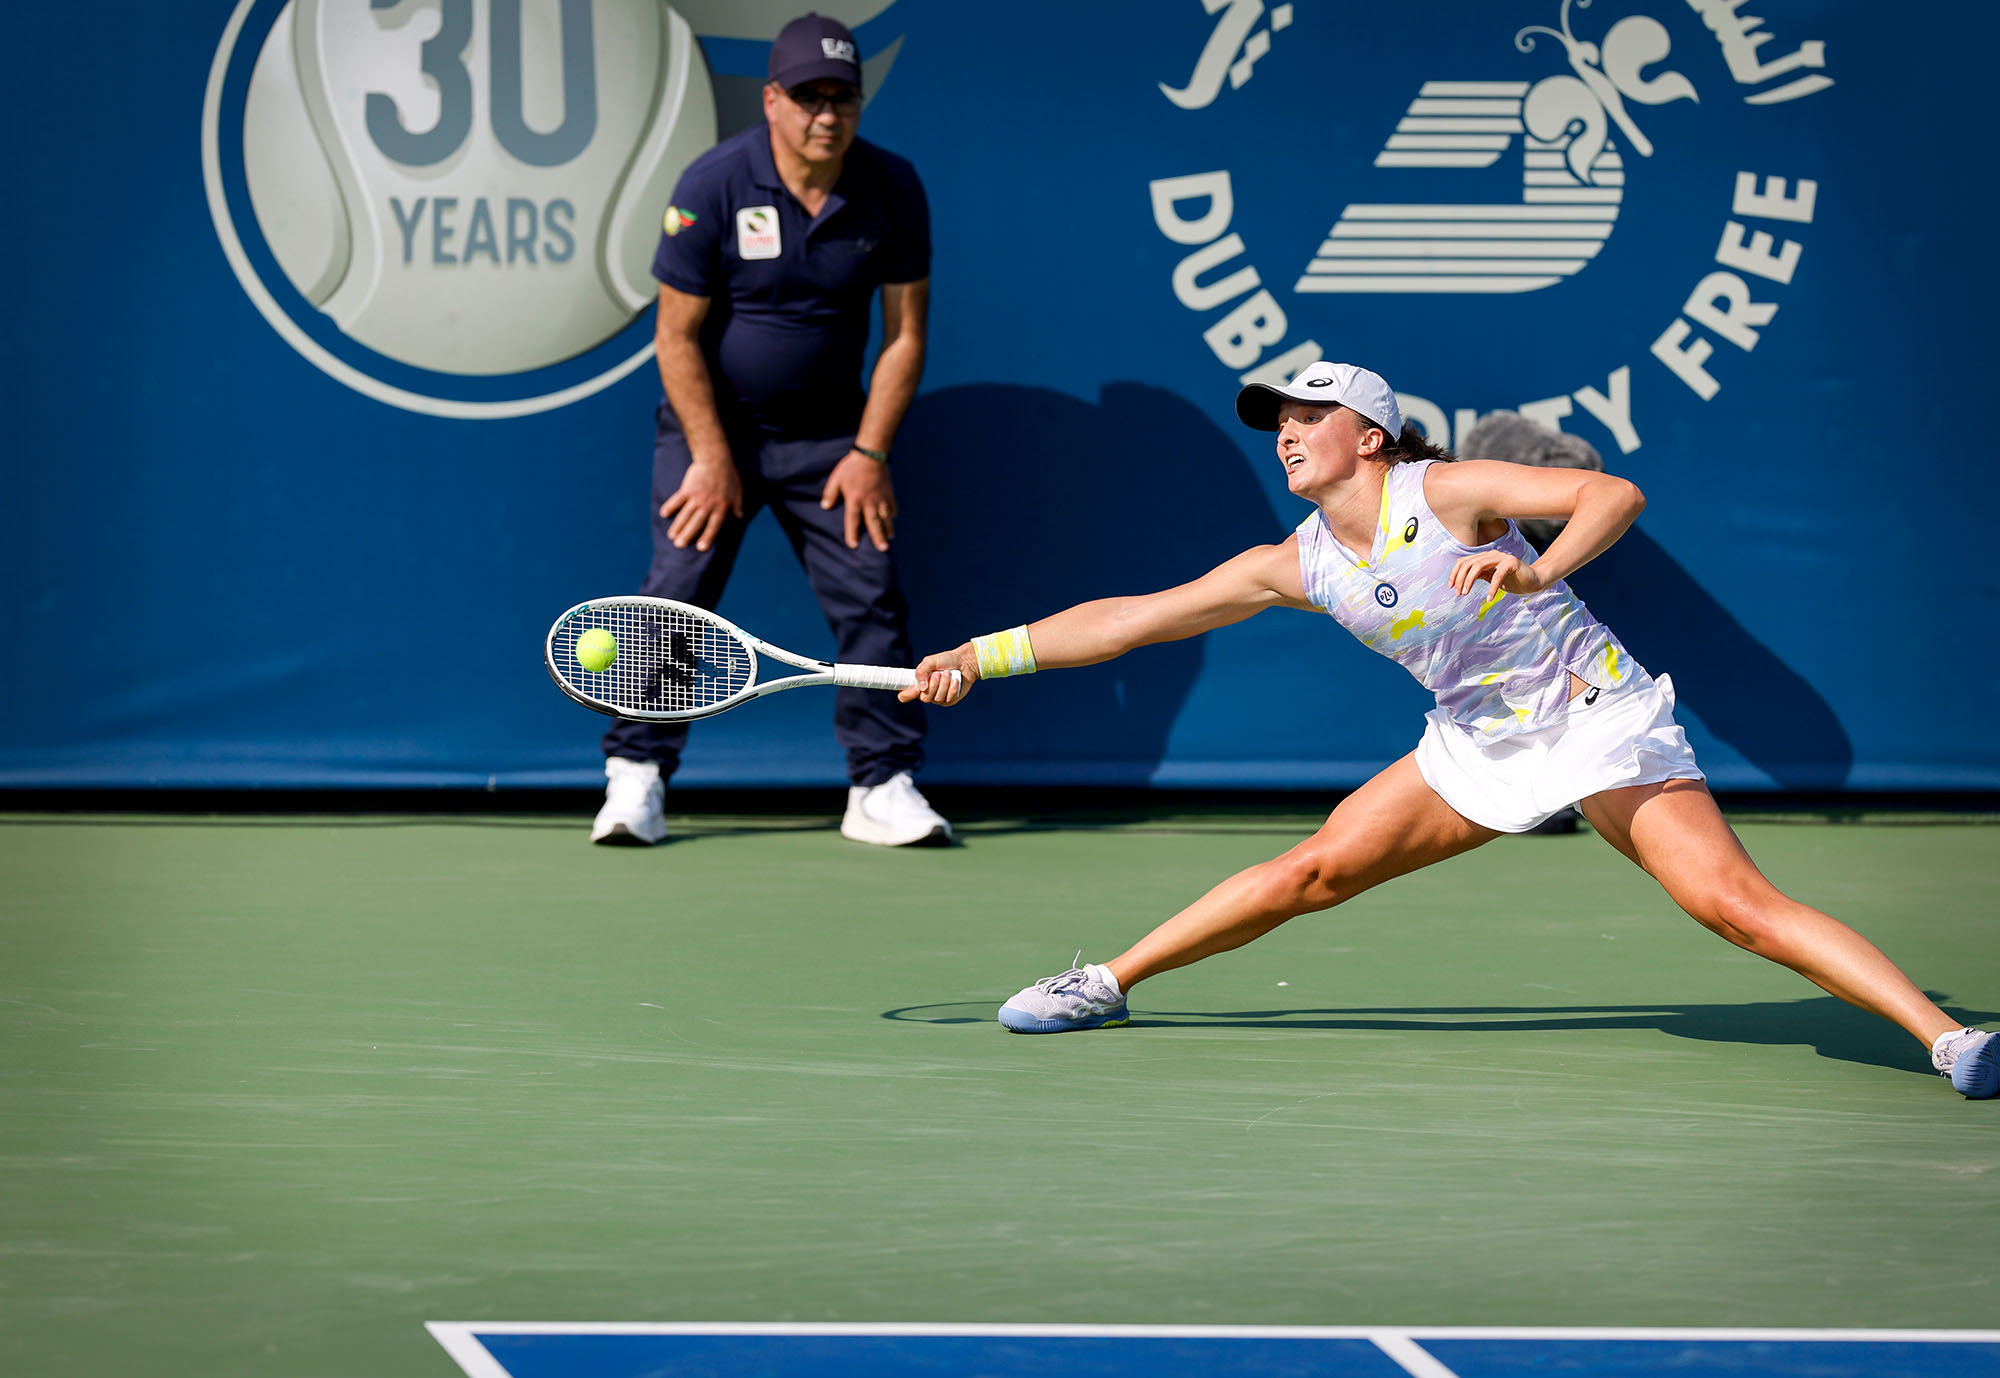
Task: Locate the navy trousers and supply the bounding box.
[600,427,927,786]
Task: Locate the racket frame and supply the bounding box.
[545,596,921,722]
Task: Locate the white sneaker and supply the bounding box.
[591,757,667,846]
[998,959,1130,1034]
[840,770,951,846]
[1933,1027,1999,1099]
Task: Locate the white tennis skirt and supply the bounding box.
[1414,670,1704,833]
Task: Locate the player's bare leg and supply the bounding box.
[1106,754,1501,990]
[1579,777,1958,1046]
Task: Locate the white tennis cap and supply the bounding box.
[1235,361,1402,438]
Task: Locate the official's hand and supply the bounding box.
[821,450,897,552]
[1449,550,1548,601]
[660,458,743,552]
[898,646,978,705]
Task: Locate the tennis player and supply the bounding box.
[899,363,1997,1099]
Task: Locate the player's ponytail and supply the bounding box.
[1376,418,1454,466]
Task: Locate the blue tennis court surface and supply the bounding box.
[426,1324,2000,1378]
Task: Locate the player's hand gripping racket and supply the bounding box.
[545,596,956,722]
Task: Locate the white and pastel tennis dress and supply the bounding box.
[1295,460,1702,831]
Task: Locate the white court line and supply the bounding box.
[429,1320,2000,1337]
[1373,1333,1465,1377]
[427,1318,2000,1341]
[425,1323,515,1378]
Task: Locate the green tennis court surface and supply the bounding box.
[4,807,1996,1377]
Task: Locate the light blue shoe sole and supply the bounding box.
[997,1004,1130,1035]
[1950,1035,1999,1099]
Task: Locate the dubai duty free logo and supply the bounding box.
[1147,0,1832,457]
[200,0,715,419]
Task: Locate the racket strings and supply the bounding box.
[555,603,754,715]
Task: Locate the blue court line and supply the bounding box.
[425,1323,2000,1378]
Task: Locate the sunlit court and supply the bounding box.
[8,0,1997,1375]
[6,805,1996,1374]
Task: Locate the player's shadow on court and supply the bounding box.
[891,383,1286,784]
[1127,995,1997,1075]
[885,994,1996,1076]
[1578,527,1855,790]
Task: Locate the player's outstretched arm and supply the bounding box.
[901,539,1313,705]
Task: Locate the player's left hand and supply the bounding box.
[1449,550,1548,601]
[822,451,898,552]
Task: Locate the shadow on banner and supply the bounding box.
[893,387,1852,790]
[892,382,1287,783]
[1580,526,1854,790]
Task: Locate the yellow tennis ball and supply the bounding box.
[576,628,618,673]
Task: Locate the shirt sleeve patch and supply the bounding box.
[652,181,720,295]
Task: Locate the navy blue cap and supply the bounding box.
[769,13,863,90]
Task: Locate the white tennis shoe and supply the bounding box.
[591,757,667,846]
[840,771,951,847]
[998,959,1130,1034]
[1933,1027,1999,1099]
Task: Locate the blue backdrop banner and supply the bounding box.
[4,0,1994,791]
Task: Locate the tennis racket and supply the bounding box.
[545,596,955,722]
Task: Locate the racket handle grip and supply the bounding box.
[833,663,919,692]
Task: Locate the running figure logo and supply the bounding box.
[1296,0,1696,295]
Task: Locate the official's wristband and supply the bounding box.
[854,445,890,462]
[972,626,1038,679]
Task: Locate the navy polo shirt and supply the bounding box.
[653,124,930,441]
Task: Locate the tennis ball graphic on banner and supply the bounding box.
[206,0,717,415]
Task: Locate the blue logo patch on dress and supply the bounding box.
[1373,582,1398,607]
